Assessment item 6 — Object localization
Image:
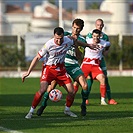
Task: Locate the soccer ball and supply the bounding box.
[49,89,62,102]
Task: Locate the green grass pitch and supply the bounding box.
[0,77,133,133]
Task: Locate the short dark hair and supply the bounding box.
[92,29,101,35]
[72,18,84,31]
[54,27,64,35]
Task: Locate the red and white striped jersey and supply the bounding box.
[84,38,110,65]
[38,36,74,65]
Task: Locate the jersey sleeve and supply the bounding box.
[86,32,93,40]
[102,33,109,41]
[101,40,111,47]
[38,43,48,58]
[105,41,110,47]
[64,31,71,36]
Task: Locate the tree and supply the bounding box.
[48,0,55,5]
[86,2,100,10]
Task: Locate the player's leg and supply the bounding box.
[96,73,107,105]
[65,63,89,116]
[100,58,117,104]
[25,81,48,119]
[65,64,81,94]
[85,75,93,105]
[77,74,88,116]
[73,81,79,94]
[37,80,57,116]
[63,82,77,117]
[80,64,93,116]
[25,65,52,119]
[64,64,81,117]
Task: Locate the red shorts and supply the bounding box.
[81,64,103,79]
[40,64,72,86]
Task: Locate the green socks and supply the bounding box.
[41,92,49,107]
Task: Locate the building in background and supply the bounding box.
[0,0,72,36]
[0,0,133,36]
[75,0,133,35]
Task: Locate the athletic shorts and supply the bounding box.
[81,64,103,79]
[40,64,72,86]
[65,63,84,81]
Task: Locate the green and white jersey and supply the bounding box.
[64,31,86,66]
[86,30,109,41]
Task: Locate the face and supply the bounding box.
[92,33,100,43]
[54,33,64,45]
[72,23,82,36]
[95,20,104,31]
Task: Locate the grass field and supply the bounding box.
[0,77,133,133]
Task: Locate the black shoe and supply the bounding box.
[81,105,86,116]
[37,106,46,116]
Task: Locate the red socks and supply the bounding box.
[32,92,42,109]
[100,84,106,98]
[66,94,74,107]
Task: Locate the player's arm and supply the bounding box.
[102,41,111,56]
[76,40,99,50]
[68,35,98,50]
[103,46,110,56]
[22,44,48,82]
[22,54,41,82]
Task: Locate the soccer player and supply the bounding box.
[81,29,111,109]
[37,19,96,117]
[86,18,117,105]
[22,27,77,119]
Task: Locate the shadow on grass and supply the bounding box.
[0,92,133,106]
[0,110,133,131]
[0,93,133,132]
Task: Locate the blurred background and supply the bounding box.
[0,0,133,77]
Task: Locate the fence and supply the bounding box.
[0,34,133,72]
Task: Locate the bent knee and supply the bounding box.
[82,82,88,90]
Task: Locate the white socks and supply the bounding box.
[65,106,70,111]
[29,107,35,113]
[101,97,105,102]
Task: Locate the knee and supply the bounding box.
[82,82,88,91]
[38,90,45,95]
[100,76,106,85]
[39,86,46,95]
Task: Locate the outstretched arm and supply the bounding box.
[67,35,99,50]
[22,54,41,82]
[76,40,99,50]
[103,46,110,56]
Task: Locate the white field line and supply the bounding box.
[0,126,23,133]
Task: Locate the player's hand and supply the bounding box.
[22,72,29,82]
